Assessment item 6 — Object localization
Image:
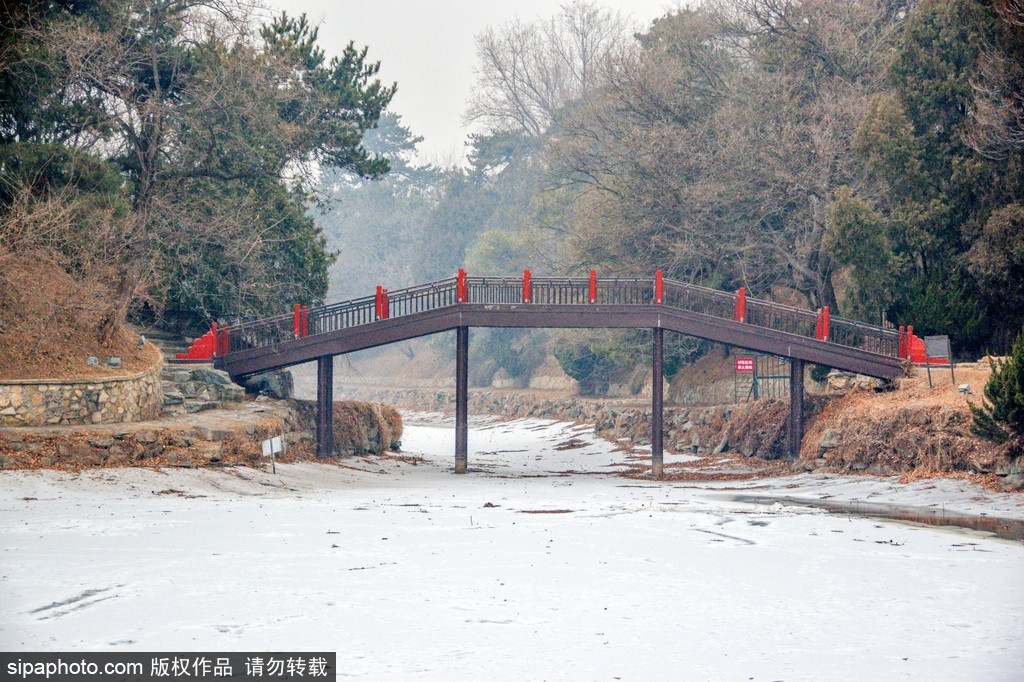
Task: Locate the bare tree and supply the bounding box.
[465,1,632,137]
[966,0,1024,158]
[548,0,902,310]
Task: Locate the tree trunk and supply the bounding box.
[98,271,139,345]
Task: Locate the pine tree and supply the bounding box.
[970,327,1024,443]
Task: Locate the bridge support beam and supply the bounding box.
[317,355,334,458]
[652,327,664,478]
[455,326,469,473]
[788,357,804,459]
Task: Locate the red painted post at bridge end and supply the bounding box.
[654,270,664,304]
[523,269,531,303]
[589,270,597,303]
[822,306,830,341]
[375,286,383,319]
[214,323,229,357]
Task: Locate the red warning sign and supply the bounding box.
[735,357,755,373]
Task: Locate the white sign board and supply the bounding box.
[261,436,284,456]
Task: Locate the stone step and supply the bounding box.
[162,390,184,406]
[162,370,192,382]
[184,400,218,414]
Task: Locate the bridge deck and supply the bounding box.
[214,275,906,381]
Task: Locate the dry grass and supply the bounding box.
[800,365,1008,475]
[0,253,159,380]
[330,401,404,455]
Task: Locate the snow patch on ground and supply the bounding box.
[1,416,1022,680]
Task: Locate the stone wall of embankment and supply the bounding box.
[0,364,163,427]
[0,398,403,471]
[336,386,798,460]
[336,383,1022,489]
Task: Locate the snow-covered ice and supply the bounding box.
[1,415,1022,680]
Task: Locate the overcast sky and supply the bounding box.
[265,1,681,165]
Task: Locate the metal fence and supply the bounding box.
[221,273,903,360]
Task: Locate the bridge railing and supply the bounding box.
[226,312,295,354]
[743,296,818,338]
[828,315,902,357]
[662,279,735,319]
[592,277,652,305]
[220,272,902,360]
[465,276,657,306]
[309,293,377,335]
[466,276,528,304]
[386,278,459,317]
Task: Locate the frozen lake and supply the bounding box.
[2,415,1023,680]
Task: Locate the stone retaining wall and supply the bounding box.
[0,364,163,427]
[335,385,802,459]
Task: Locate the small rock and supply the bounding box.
[191,367,233,386]
[88,437,114,448]
[712,435,729,455]
[136,430,159,444]
[215,385,245,403]
[818,429,841,452]
[826,371,852,390]
[198,427,234,442]
[999,474,1024,492]
[172,435,195,448]
[179,381,203,398]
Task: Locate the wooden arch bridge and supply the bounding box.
[205,270,910,475]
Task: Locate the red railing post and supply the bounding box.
[293,304,301,338]
[654,270,664,304]
[301,305,309,337]
[523,269,531,303]
[734,287,746,323]
[382,289,390,319]
[457,268,467,303]
[589,269,597,304]
[375,285,383,319]
[899,325,906,359]
[815,309,823,340]
[822,306,830,341]
[216,323,228,356]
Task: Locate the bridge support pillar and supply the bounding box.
[455,326,469,473]
[652,327,664,478]
[317,355,334,458]
[788,357,804,459]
